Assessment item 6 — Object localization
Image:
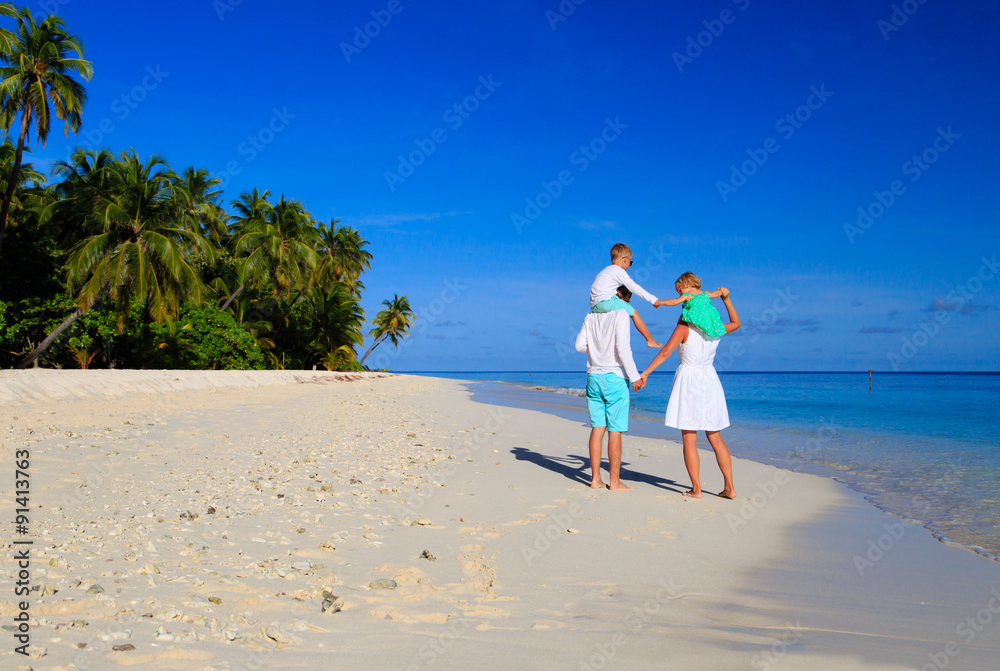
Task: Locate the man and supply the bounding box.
[575,286,645,491]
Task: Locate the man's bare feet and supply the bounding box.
[718,489,736,499]
[590,480,606,489]
[608,481,634,491]
[646,340,662,349]
[682,490,702,498]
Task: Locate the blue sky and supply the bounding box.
[26,0,1000,371]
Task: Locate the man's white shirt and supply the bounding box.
[574,311,641,383]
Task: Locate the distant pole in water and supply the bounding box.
[868,369,874,393]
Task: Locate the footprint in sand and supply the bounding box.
[583,584,621,601]
[368,609,452,624]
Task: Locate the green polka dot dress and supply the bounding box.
[681,292,725,337]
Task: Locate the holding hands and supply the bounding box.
[654,294,692,308]
[632,378,645,392]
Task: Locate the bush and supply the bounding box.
[148,305,266,370]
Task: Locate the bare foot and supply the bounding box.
[718,489,736,500]
[682,490,703,498]
[590,480,606,489]
[608,481,634,491]
[646,340,662,349]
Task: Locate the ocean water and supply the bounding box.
[408,371,1000,561]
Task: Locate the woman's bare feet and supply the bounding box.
[590,479,606,489]
[608,481,634,491]
[682,490,703,498]
[718,489,736,500]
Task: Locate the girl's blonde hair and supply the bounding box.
[675,272,702,289]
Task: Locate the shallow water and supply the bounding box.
[409,371,1000,560]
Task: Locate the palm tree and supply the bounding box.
[49,146,115,199]
[152,318,197,367]
[176,167,226,246]
[306,281,365,366]
[0,7,93,257]
[220,191,317,312]
[0,138,44,212]
[359,294,415,366]
[17,150,212,368]
[42,147,115,243]
[316,222,372,296]
[215,187,270,311]
[0,3,16,52]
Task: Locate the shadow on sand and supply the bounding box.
[511,446,686,493]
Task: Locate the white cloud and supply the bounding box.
[344,210,471,228]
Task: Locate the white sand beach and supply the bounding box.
[2,371,999,670]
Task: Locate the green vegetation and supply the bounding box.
[0,6,414,371]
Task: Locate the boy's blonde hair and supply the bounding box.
[610,243,632,262]
[675,272,702,290]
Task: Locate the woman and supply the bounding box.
[640,283,741,499]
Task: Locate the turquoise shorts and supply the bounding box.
[586,373,630,432]
[592,297,635,317]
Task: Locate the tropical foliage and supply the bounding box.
[360,295,416,366]
[0,6,92,256]
[0,6,412,371]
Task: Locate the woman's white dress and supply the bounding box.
[664,325,730,431]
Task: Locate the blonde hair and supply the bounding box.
[610,243,632,262]
[675,272,702,290]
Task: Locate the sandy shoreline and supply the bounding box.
[2,371,999,670]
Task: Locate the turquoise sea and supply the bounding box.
[408,371,1000,561]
